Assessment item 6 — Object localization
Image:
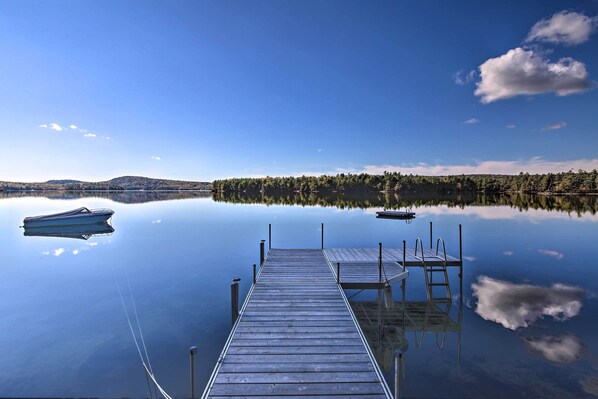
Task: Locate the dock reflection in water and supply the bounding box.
[351,294,462,398]
[23,222,115,240]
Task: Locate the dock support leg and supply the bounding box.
[394,351,403,399]
[231,278,240,326]
[378,242,383,283]
[268,224,271,250]
[336,262,340,284]
[253,264,257,285]
[459,224,463,302]
[260,240,265,266]
[430,221,433,249]
[190,346,197,399]
[321,223,324,249]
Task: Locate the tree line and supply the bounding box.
[213,170,598,195]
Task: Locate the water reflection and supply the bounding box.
[524,335,584,364]
[24,222,115,240]
[0,190,210,204]
[472,276,585,330]
[213,191,598,216]
[351,293,462,398]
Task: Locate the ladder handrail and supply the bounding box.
[435,237,448,263]
[414,238,425,263]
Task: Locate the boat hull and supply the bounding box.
[376,211,416,220]
[24,214,113,228]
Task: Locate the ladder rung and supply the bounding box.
[428,283,449,286]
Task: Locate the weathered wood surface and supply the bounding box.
[324,247,461,266]
[203,249,392,399]
[328,261,409,286]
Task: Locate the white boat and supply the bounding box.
[23,207,114,228]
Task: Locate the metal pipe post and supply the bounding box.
[253,264,257,285]
[268,224,271,250]
[189,346,198,399]
[321,223,324,249]
[260,240,265,266]
[231,278,241,326]
[394,351,402,399]
[336,262,340,284]
[459,224,463,309]
[378,242,383,282]
[429,221,433,249]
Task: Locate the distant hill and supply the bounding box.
[46,179,85,184]
[0,176,211,191]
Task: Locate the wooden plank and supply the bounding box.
[203,249,391,399]
[209,382,387,396]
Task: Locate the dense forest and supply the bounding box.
[0,176,211,191]
[212,170,598,195]
[213,191,597,216]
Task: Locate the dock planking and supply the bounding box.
[324,247,462,267]
[202,249,393,399]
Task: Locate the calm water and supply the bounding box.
[0,192,597,398]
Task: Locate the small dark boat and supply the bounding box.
[376,210,416,220]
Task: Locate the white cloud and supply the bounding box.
[83,133,96,138]
[463,256,476,261]
[453,69,476,85]
[53,248,64,256]
[464,118,479,124]
[87,242,98,247]
[524,335,583,363]
[475,47,591,103]
[542,121,566,131]
[80,129,88,133]
[152,219,162,224]
[472,276,585,330]
[526,11,598,46]
[409,204,598,223]
[538,249,564,260]
[506,124,516,129]
[337,158,598,176]
[503,251,514,256]
[151,156,161,161]
[317,149,323,152]
[70,124,78,130]
[39,123,64,132]
[72,249,79,255]
[49,123,63,132]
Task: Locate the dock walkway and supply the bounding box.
[202,249,392,399]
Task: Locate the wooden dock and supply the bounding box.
[202,249,393,398]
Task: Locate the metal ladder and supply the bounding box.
[415,237,451,302]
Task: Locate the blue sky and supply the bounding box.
[0,0,597,182]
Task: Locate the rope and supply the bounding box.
[115,275,172,399]
[126,273,159,399]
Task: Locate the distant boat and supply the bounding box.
[24,222,115,240]
[376,210,416,220]
[23,207,114,228]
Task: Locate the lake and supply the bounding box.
[0,192,597,398]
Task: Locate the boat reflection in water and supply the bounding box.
[24,222,115,240]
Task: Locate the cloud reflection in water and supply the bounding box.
[472,276,585,330]
[524,335,583,363]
